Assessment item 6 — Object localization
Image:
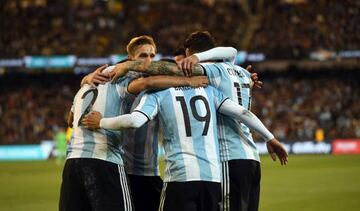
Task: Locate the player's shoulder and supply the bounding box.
[204,85,220,94]
[233,64,250,76]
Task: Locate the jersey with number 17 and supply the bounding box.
[201,62,259,162]
[134,86,228,183]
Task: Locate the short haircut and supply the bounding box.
[126,35,156,57]
[173,46,186,57]
[184,31,216,53]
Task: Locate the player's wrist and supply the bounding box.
[99,118,105,129]
[193,53,202,62]
[266,136,275,143]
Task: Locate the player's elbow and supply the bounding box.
[127,119,143,129]
[143,78,155,89]
[228,47,238,57]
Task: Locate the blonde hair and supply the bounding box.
[126,35,156,57]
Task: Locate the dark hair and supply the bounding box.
[184,31,216,54]
[173,46,186,57]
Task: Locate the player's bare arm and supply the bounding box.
[80,64,110,87]
[178,46,238,76]
[111,60,204,81]
[128,75,209,95]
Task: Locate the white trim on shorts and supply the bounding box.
[158,182,168,211]
[118,165,133,211]
[222,161,230,211]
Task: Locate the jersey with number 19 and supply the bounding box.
[200,62,259,162]
[134,86,228,183]
[67,76,136,165]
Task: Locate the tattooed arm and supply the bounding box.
[111,60,204,81]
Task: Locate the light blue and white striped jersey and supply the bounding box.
[201,62,260,162]
[122,92,162,176]
[67,75,136,165]
[134,86,228,183]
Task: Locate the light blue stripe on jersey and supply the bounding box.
[134,86,225,182]
[151,119,160,175]
[104,83,124,164]
[67,75,136,165]
[201,62,260,162]
[80,92,96,158]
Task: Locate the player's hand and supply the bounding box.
[177,55,200,77]
[86,64,110,87]
[110,62,129,83]
[266,138,288,165]
[82,111,102,130]
[186,76,209,88]
[247,65,263,89]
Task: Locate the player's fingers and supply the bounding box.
[183,61,190,76]
[246,65,252,72]
[177,60,183,71]
[94,74,110,83]
[255,84,262,89]
[89,82,96,88]
[81,118,88,126]
[97,64,108,72]
[92,78,106,86]
[270,153,276,162]
[111,73,120,83]
[186,61,192,74]
[181,61,187,74]
[188,63,194,76]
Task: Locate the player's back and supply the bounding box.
[135,86,227,182]
[122,92,162,176]
[201,62,259,162]
[68,78,134,165]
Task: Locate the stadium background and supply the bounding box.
[0,0,359,210]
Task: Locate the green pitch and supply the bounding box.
[0,155,359,211]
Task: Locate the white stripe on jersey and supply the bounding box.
[238,130,256,160]
[194,88,220,182]
[226,63,256,161]
[168,88,200,181]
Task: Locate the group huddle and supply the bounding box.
[59,31,288,211]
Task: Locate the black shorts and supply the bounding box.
[127,174,163,211]
[221,159,261,211]
[59,158,133,211]
[159,181,221,211]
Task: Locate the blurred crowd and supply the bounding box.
[0,70,359,145]
[0,74,78,144]
[251,71,360,141]
[1,0,359,57]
